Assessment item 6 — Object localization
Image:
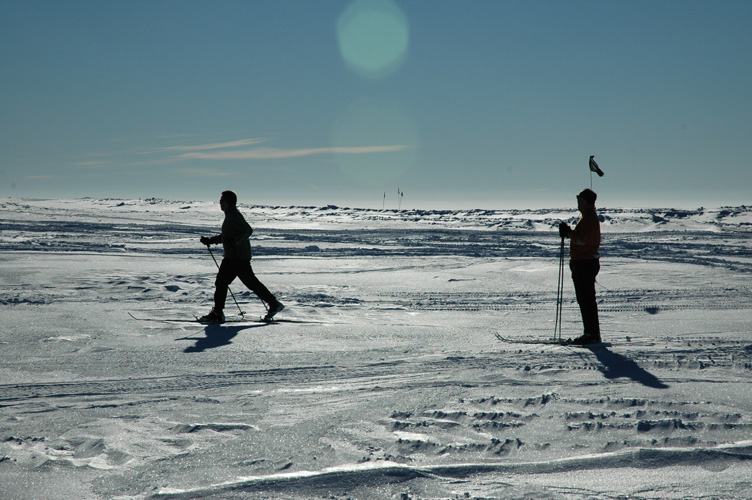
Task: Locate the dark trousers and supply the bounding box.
[215,258,276,311]
[570,258,600,336]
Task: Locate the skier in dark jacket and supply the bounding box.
[199,190,284,322]
[559,188,601,345]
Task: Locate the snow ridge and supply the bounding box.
[147,441,752,499]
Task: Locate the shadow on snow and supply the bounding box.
[179,323,269,353]
[586,345,669,389]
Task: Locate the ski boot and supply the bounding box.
[263,301,285,322]
[198,308,225,323]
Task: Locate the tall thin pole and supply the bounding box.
[554,237,565,341]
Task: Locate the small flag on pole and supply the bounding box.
[589,155,604,177]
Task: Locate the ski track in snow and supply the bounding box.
[1,198,752,500]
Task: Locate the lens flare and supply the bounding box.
[337,0,409,79]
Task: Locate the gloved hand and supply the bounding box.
[200,236,212,246]
[558,222,571,238]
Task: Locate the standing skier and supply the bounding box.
[559,188,601,345]
[199,190,284,322]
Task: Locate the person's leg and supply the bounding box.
[214,259,240,312]
[236,260,277,305]
[571,259,600,338]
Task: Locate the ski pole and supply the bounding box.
[206,244,245,318]
[554,236,565,341]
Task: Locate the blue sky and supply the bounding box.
[2,0,751,209]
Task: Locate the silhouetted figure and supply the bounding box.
[559,188,601,344]
[199,190,284,322]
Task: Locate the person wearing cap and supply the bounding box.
[559,189,601,345]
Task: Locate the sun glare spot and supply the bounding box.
[337,0,409,79]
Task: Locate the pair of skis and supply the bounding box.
[494,332,574,346]
[127,312,321,325]
[494,333,609,348]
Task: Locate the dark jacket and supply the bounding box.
[569,207,600,261]
[209,207,253,260]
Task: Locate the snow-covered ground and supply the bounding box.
[1,197,752,500]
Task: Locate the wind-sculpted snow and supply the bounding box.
[2,197,751,232]
[2,198,752,271]
[147,441,752,500]
[2,198,752,499]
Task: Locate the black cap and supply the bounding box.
[577,188,597,205]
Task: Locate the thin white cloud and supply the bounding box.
[72,138,413,171]
[171,167,233,177]
[74,160,113,169]
[178,145,414,160]
[152,138,268,153]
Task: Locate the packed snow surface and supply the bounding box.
[1,198,752,499]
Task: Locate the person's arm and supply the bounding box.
[559,221,573,238]
[200,234,222,246]
[569,216,598,248]
[223,211,252,248]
